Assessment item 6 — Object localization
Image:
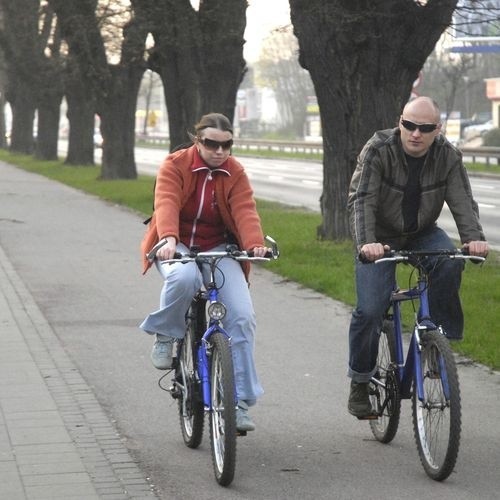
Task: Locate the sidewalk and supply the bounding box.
[0,219,156,498]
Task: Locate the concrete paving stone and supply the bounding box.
[9,425,72,446]
[22,471,93,486]
[121,477,155,486]
[15,450,82,465]
[96,486,127,495]
[0,459,18,472]
[1,468,26,499]
[25,482,99,499]
[0,363,45,386]
[96,495,129,500]
[12,442,77,456]
[1,395,57,414]
[122,484,154,493]
[0,448,15,461]
[19,459,87,475]
[106,453,137,464]
[3,410,64,428]
[94,480,123,489]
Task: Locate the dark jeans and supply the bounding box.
[348,226,465,382]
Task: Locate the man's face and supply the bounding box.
[399,104,441,158]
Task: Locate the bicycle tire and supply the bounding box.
[209,331,237,486]
[177,300,205,449]
[370,319,401,443]
[412,330,461,481]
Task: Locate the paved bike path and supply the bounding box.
[1,161,500,499]
[0,162,157,499]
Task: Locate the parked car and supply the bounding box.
[463,120,495,141]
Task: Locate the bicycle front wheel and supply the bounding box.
[177,302,205,449]
[209,331,237,486]
[412,330,461,481]
[370,319,401,443]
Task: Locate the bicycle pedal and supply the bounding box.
[356,413,379,421]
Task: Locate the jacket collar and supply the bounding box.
[191,147,230,176]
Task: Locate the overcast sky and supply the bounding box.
[244,0,291,62]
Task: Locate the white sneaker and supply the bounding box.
[150,336,175,370]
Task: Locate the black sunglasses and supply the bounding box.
[199,137,233,151]
[401,119,439,134]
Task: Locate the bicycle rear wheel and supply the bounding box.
[177,300,205,449]
[412,330,461,481]
[209,331,237,486]
[370,319,401,443]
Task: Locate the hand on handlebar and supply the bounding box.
[156,237,177,261]
[463,240,489,258]
[251,246,272,258]
[359,243,391,262]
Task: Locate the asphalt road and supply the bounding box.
[2,161,500,499]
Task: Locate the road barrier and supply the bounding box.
[136,135,499,164]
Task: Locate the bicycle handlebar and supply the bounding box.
[159,249,276,265]
[370,248,486,264]
[147,235,280,263]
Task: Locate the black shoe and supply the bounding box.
[348,381,374,418]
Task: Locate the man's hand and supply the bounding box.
[463,240,489,258]
[360,242,390,262]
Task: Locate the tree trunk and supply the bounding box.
[64,61,96,165]
[35,93,62,160]
[289,0,458,240]
[150,0,201,148]
[99,65,144,179]
[49,0,147,178]
[0,0,41,155]
[198,0,247,123]
[7,79,36,154]
[35,59,64,160]
[150,0,247,150]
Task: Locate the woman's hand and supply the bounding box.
[156,237,177,260]
[251,246,271,258]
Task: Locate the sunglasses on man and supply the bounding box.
[401,119,439,134]
[198,137,233,151]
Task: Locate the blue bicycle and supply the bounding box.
[367,249,485,481]
[163,238,279,486]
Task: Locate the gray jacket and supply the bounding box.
[348,128,485,249]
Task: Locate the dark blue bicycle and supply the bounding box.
[164,238,279,486]
[367,248,485,481]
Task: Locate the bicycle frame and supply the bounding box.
[387,268,446,401]
[196,274,234,410]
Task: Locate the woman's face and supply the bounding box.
[196,127,233,168]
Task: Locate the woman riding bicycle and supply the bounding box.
[140,112,270,432]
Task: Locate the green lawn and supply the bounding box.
[1,149,499,371]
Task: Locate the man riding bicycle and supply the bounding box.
[346,96,489,418]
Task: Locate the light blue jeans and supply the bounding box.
[348,226,465,382]
[140,243,263,406]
